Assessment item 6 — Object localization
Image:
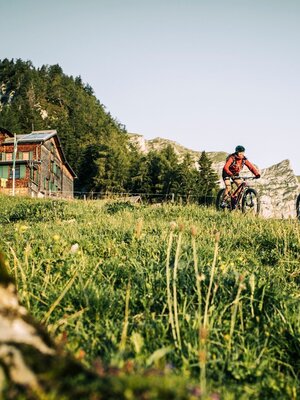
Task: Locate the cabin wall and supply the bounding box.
[0,134,74,198]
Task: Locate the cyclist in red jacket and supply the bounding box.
[221,145,260,206]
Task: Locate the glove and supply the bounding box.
[255,174,260,179]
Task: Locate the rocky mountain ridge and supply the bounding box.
[129,133,299,219]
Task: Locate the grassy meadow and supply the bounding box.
[0,195,299,399]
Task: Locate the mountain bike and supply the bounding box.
[216,176,260,215]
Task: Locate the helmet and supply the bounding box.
[235,145,245,153]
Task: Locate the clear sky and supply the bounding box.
[1,0,300,174]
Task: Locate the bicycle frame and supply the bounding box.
[228,177,256,209]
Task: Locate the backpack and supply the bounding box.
[226,153,247,169]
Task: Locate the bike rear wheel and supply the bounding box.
[216,189,231,211]
[242,188,260,215]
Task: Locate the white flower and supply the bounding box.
[70,243,79,254]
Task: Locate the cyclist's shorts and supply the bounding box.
[222,171,232,180]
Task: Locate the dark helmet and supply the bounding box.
[235,145,245,153]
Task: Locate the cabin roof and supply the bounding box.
[4,130,57,144]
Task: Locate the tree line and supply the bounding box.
[0,58,219,202]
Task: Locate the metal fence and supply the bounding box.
[72,191,216,205]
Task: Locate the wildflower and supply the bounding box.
[53,234,60,242]
[189,386,202,397]
[75,348,86,360]
[70,243,79,254]
[190,225,197,236]
[199,327,209,344]
[223,334,230,341]
[178,222,185,231]
[16,225,29,233]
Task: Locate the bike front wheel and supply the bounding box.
[242,188,260,215]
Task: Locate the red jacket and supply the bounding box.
[223,153,259,177]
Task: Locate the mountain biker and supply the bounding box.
[221,145,260,207]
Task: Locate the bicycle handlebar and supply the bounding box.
[232,176,259,180]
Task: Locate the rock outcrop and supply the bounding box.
[253,160,299,219]
[129,134,300,218]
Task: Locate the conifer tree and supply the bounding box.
[159,145,181,196]
[197,151,219,204]
[177,154,199,203]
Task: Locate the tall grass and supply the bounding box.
[0,195,299,398]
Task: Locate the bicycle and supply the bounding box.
[216,176,260,215]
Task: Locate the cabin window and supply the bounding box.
[22,152,30,160]
[0,153,6,161]
[0,165,9,179]
[9,165,26,179]
[22,151,33,161]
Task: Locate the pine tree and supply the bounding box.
[197,151,219,204]
[159,145,180,197]
[177,154,199,203]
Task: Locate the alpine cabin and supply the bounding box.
[0,128,76,198]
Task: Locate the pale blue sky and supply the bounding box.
[1,0,300,173]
